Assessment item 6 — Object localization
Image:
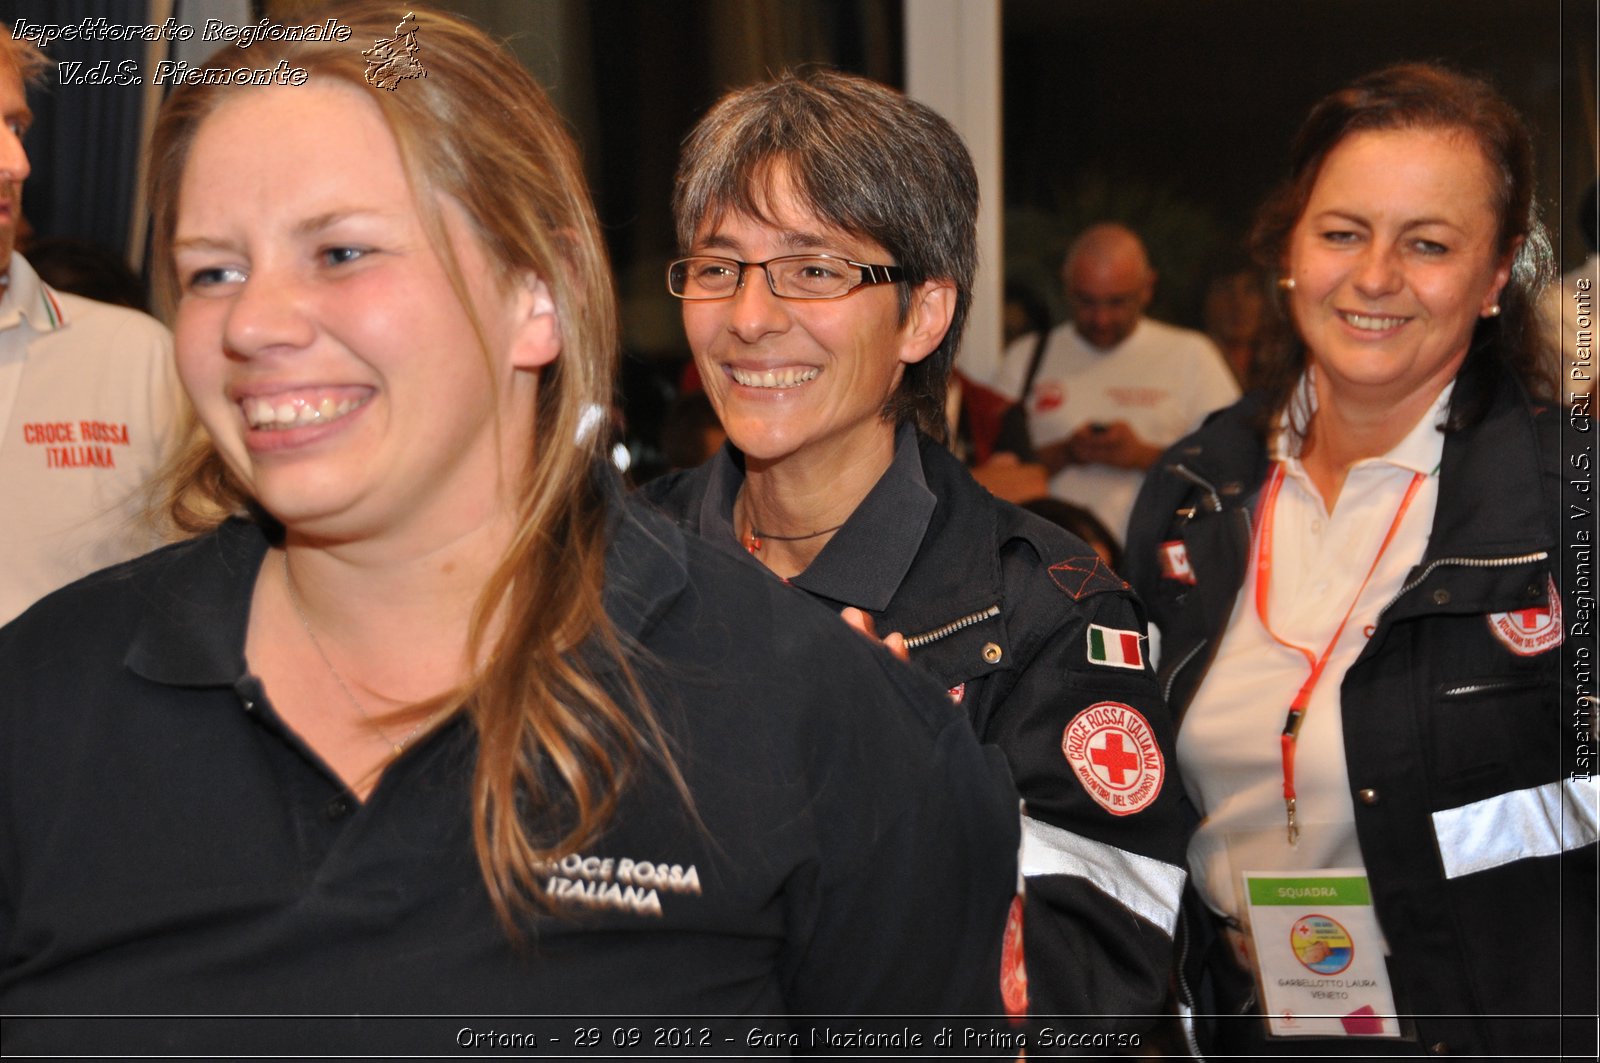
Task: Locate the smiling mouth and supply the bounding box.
[241,392,372,430]
[729,366,820,389]
[1339,311,1410,332]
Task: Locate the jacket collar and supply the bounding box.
[1172,372,1550,562]
[789,423,936,611]
[685,423,938,612]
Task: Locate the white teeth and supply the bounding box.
[1344,312,1407,331]
[730,366,821,389]
[241,395,365,430]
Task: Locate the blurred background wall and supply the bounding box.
[10,0,1595,450]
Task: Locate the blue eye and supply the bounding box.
[321,246,368,266]
[185,266,246,291]
[1413,239,1449,255]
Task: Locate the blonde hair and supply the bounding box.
[146,2,661,936]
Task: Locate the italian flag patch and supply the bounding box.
[1087,624,1145,670]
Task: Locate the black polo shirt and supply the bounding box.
[0,492,1019,1054]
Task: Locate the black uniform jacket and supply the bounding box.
[1126,374,1597,1057]
[0,486,1022,1055]
[647,425,1188,1026]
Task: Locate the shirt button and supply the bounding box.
[324,795,355,820]
[982,642,1003,664]
[1358,788,1380,805]
[1310,519,1323,534]
[1432,589,1451,605]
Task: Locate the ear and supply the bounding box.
[1138,269,1158,309]
[897,279,958,366]
[508,274,562,371]
[1480,235,1522,317]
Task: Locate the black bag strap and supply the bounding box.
[1018,328,1051,403]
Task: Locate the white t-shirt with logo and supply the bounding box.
[0,254,180,625]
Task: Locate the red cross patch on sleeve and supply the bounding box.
[1061,702,1165,815]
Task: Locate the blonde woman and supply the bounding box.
[0,6,1017,1052]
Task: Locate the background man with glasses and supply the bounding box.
[645,69,1186,1028]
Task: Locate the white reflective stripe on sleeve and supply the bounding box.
[1432,777,1599,880]
[1020,814,1185,934]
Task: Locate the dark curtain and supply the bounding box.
[10,0,151,265]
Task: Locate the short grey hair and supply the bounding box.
[673,69,978,442]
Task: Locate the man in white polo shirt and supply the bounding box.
[0,23,178,624]
[995,223,1238,543]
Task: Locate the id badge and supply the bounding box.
[1241,869,1402,1038]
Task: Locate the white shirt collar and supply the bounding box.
[1272,370,1451,479]
[0,253,70,336]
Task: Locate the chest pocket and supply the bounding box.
[904,604,1007,721]
[1428,670,1556,798]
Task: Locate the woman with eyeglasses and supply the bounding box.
[645,70,1187,1027]
[0,6,1023,1052]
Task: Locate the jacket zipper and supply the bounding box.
[1160,464,1250,708]
[1174,906,1206,1062]
[903,604,1000,649]
[1375,550,1550,621]
[1440,676,1537,698]
[1163,638,1208,705]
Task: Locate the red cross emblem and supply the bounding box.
[1486,576,1562,657]
[1089,732,1140,784]
[1061,701,1165,816]
[1509,606,1550,631]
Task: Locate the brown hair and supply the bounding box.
[1249,62,1556,432]
[673,69,978,442]
[0,21,50,87]
[147,3,666,936]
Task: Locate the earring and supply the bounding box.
[1277,276,1296,291]
[1484,303,1502,318]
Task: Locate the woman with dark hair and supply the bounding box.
[0,5,1019,1053]
[1127,63,1593,1057]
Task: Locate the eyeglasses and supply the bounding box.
[667,254,905,301]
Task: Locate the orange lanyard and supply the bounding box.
[1253,462,1425,844]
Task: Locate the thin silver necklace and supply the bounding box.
[281,552,434,756]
